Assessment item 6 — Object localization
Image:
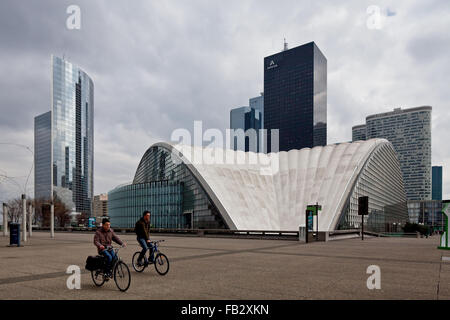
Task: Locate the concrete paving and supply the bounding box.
[0,231,448,299]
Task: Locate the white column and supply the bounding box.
[22,194,27,242]
[29,203,33,237]
[50,202,54,238]
[2,203,7,236]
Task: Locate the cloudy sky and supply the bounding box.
[0,0,449,205]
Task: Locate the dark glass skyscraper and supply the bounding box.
[34,55,94,214]
[432,166,443,201]
[264,41,327,152]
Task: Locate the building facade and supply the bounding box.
[352,106,432,201]
[352,124,366,142]
[230,106,262,152]
[92,194,108,218]
[432,166,443,201]
[264,41,327,152]
[34,111,52,200]
[108,139,408,232]
[34,55,94,214]
[407,200,443,232]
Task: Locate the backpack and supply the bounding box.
[85,255,106,271]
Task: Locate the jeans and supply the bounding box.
[101,248,116,271]
[137,237,152,264]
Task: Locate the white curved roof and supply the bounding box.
[152,139,403,231]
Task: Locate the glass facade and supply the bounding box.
[230,106,262,152]
[108,145,228,229]
[432,166,443,200]
[34,111,52,200]
[108,181,184,228]
[49,55,94,213]
[407,200,444,232]
[337,142,409,232]
[264,42,327,152]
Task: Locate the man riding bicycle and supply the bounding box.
[135,210,152,266]
[94,218,127,276]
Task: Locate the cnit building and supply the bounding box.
[108,140,408,232]
[34,55,94,214]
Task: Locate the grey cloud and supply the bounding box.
[0,0,449,199]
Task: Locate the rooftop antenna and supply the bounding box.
[283,38,288,51]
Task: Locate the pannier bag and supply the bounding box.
[85,255,105,271]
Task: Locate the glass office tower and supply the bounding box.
[34,111,52,200]
[432,166,443,201]
[229,106,262,152]
[34,56,94,214]
[264,41,327,152]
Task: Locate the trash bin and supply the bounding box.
[9,222,20,247]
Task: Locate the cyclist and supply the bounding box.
[135,210,152,266]
[94,218,126,277]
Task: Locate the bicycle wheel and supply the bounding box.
[114,260,131,292]
[91,270,105,287]
[154,253,170,276]
[132,251,146,273]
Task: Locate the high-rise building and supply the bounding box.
[92,194,108,218]
[230,106,262,152]
[249,93,264,129]
[352,106,432,201]
[34,55,94,214]
[352,124,366,141]
[34,111,52,200]
[432,166,443,201]
[264,41,327,152]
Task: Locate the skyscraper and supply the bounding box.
[432,166,443,201]
[352,124,366,141]
[264,41,327,152]
[352,106,432,201]
[34,55,94,214]
[230,106,262,152]
[34,111,52,200]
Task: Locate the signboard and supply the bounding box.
[307,214,314,231]
[358,196,369,216]
[307,205,322,216]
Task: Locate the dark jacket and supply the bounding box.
[93,227,123,253]
[135,218,150,241]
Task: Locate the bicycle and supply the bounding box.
[132,240,170,275]
[90,245,131,292]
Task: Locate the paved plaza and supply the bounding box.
[0,231,449,300]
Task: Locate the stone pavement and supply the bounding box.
[0,231,448,299]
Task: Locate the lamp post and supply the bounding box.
[22,194,27,242]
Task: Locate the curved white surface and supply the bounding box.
[148,139,404,231]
